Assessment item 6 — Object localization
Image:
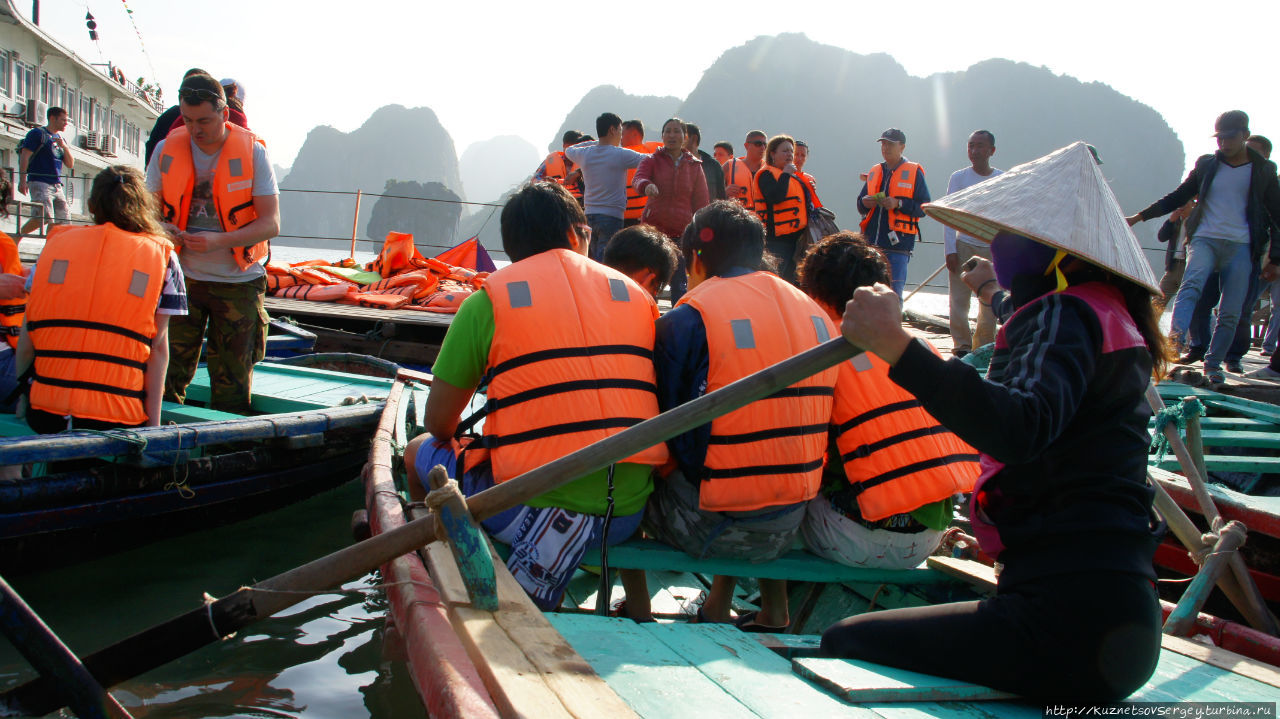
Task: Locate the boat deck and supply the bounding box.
[549,613,1280,717]
[264,296,456,328]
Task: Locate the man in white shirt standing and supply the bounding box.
[943,130,1002,357]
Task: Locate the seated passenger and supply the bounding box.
[795,231,979,569]
[404,181,667,611]
[603,223,679,299]
[17,165,186,433]
[621,200,838,629]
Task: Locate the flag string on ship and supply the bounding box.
[116,0,159,85]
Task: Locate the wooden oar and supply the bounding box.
[2,336,861,717]
[901,263,948,304]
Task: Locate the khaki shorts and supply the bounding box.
[643,469,804,562]
[27,182,68,222]
[800,495,943,569]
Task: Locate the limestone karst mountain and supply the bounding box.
[460,135,540,209]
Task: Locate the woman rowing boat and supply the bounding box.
[825,142,1169,701]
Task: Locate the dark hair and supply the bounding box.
[580,134,595,142]
[1248,134,1273,157]
[971,129,996,145]
[745,130,766,142]
[684,123,701,143]
[178,72,226,111]
[661,117,685,136]
[795,140,808,149]
[713,141,734,155]
[562,129,583,145]
[605,224,679,289]
[46,106,65,122]
[222,81,244,113]
[680,201,766,277]
[596,112,621,139]
[622,119,644,137]
[500,181,586,262]
[182,68,208,79]
[797,231,890,311]
[765,134,795,168]
[89,165,165,236]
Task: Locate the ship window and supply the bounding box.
[39,72,50,105]
[79,94,90,126]
[0,53,9,96]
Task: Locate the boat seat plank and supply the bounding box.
[547,613,764,718]
[645,622,880,716]
[792,657,1016,703]
[159,403,242,424]
[584,539,952,585]
[1196,430,1280,448]
[1186,417,1280,431]
[1156,385,1280,424]
[1153,454,1280,474]
[415,505,639,719]
[1141,648,1280,701]
[423,541,577,719]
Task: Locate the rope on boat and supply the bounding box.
[1149,397,1206,465]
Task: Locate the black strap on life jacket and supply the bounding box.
[484,344,653,382]
[484,378,656,415]
[33,348,147,372]
[839,424,954,462]
[30,371,147,401]
[707,422,828,445]
[475,417,645,450]
[26,319,152,346]
[850,453,981,494]
[0,303,25,316]
[227,199,255,226]
[702,456,825,480]
[834,399,921,435]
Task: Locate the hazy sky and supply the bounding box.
[30,0,1280,185]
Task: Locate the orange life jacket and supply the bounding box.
[678,272,838,512]
[0,231,24,349]
[467,248,668,480]
[366,269,440,299]
[367,231,421,277]
[158,122,268,271]
[752,167,809,237]
[831,346,980,521]
[353,292,410,309]
[273,283,354,302]
[540,151,583,199]
[797,171,823,209]
[26,223,173,425]
[724,157,758,207]
[624,141,664,220]
[859,161,922,236]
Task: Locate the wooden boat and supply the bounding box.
[362,370,1280,717]
[0,357,395,574]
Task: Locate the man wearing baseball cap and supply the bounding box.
[1127,110,1280,385]
[856,128,931,297]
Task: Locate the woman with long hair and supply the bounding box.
[750,134,810,282]
[825,142,1168,701]
[17,165,186,432]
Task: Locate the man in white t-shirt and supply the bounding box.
[145,72,279,414]
[943,130,1003,356]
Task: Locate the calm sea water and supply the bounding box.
[0,480,428,718]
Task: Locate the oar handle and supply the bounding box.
[465,337,860,522]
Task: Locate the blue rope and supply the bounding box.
[1150,397,1207,463]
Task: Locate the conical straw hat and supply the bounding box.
[924,141,1160,294]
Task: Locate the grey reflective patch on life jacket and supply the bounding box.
[608,278,629,302]
[851,353,874,372]
[507,280,532,308]
[48,259,68,285]
[811,315,830,342]
[228,158,243,178]
[160,154,173,174]
[731,318,755,349]
[128,270,150,298]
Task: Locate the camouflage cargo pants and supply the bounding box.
[164,276,268,415]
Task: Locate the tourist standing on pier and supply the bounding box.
[828,142,1166,702]
[147,72,279,414]
[565,113,646,262]
[723,130,766,207]
[19,166,186,432]
[943,130,1002,357]
[17,106,74,239]
[1126,110,1280,385]
[856,128,930,298]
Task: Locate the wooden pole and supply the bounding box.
[901,263,948,305]
[349,189,363,260]
[1182,397,1209,484]
[2,337,862,717]
[1146,383,1279,635]
[1164,521,1248,637]
[0,575,133,719]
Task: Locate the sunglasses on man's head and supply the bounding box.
[179,87,223,102]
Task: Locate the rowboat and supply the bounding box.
[362,370,1280,717]
[0,356,395,574]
